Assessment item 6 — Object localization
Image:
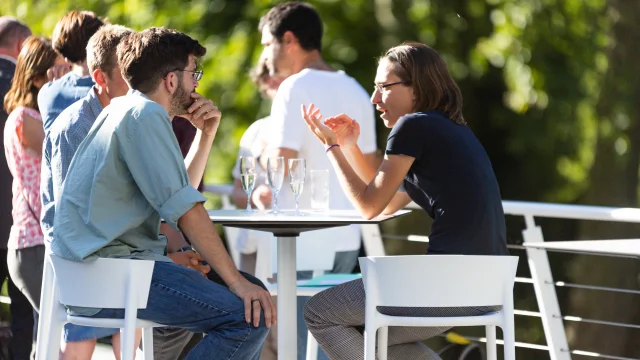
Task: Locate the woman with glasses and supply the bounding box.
[301,42,508,359]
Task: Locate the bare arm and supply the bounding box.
[328,149,415,219]
[21,114,44,154]
[343,145,412,215]
[183,130,214,189]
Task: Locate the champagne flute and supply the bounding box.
[288,158,306,216]
[267,156,285,215]
[240,156,256,212]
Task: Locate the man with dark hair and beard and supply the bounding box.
[49,27,274,358]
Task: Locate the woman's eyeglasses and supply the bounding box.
[374,81,410,93]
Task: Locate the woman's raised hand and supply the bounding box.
[324,114,360,149]
[301,103,337,145]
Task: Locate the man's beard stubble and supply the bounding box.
[169,80,192,117]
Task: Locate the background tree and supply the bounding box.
[1,0,638,358]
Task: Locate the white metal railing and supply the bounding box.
[204,184,640,360]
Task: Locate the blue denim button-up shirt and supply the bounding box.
[50,90,206,263]
[41,87,103,246]
[37,72,94,133]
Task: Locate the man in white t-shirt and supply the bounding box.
[256,2,378,359]
[231,60,284,275]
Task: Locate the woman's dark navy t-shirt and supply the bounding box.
[386,111,508,256]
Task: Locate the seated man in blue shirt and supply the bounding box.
[37,10,103,133]
[50,27,274,359]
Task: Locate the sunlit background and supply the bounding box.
[1,0,639,358]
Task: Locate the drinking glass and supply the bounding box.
[267,156,285,214]
[240,156,256,212]
[310,169,329,212]
[288,158,306,216]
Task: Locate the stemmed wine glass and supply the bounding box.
[288,158,306,216]
[267,156,285,215]
[240,156,256,212]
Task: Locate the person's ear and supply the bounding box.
[282,31,297,47]
[164,72,177,95]
[92,69,107,88]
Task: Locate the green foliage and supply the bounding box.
[3,0,639,355]
[0,0,613,205]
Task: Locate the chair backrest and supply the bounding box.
[255,229,338,282]
[49,254,155,309]
[359,255,519,307]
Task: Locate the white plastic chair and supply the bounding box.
[359,255,519,360]
[36,253,164,360]
[255,229,361,360]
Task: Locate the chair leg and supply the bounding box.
[503,315,516,360]
[46,306,65,360]
[142,327,154,360]
[503,296,516,360]
[364,323,377,360]
[485,325,497,360]
[306,330,318,360]
[36,257,56,360]
[377,326,388,360]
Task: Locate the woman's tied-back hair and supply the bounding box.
[4,36,59,113]
[382,42,465,125]
[116,27,206,94]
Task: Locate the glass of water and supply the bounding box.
[267,156,285,215]
[288,158,306,216]
[240,156,256,212]
[310,169,329,212]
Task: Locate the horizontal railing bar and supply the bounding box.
[533,247,639,260]
[406,200,640,224]
[565,349,640,360]
[514,309,541,317]
[515,277,535,284]
[437,333,549,351]
[556,315,640,330]
[549,281,640,295]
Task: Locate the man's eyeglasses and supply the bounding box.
[173,69,203,81]
[374,81,410,93]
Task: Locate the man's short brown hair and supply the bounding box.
[52,10,104,64]
[86,25,133,76]
[117,27,206,94]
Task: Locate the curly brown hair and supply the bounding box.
[4,36,59,113]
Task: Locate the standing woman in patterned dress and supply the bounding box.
[3,36,64,328]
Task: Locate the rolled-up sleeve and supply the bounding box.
[119,104,206,231]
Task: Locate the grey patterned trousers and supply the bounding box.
[303,279,500,360]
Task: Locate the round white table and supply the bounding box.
[208,209,410,360]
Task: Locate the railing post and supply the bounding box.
[522,215,570,360]
[361,224,386,257]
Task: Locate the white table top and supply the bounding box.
[208,209,409,223]
[207,209,411,236]
[523,239,640,258]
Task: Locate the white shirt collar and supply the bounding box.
[0,54,17,64]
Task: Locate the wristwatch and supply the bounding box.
[177,246,194,253]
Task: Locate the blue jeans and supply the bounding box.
[87,261,269,360]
